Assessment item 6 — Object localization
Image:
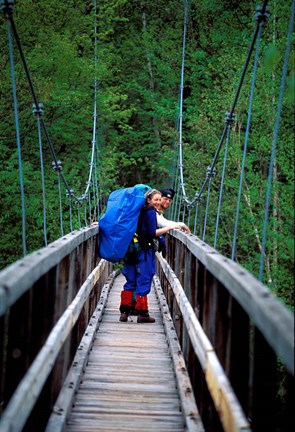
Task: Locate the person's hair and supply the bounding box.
[144,189,161,200]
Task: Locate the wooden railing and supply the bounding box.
[0,226,113,432]
[157,230,294,432]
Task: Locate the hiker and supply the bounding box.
[119,189,182,323]
[157,188,190,233]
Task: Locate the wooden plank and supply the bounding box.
[76,389,179,403]
[0,226,99,316]
[0,262,113,432]
[170,231,294,375]
[46,273,204,432]
[73,398,180,408]
[66,415,184,432]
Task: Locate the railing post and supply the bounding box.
[228,297,250,415]
[251,328,277,431]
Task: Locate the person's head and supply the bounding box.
[159,188,175,211]
[145,189,162,210]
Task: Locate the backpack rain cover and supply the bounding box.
[98,184,150,262]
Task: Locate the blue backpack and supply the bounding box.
[98,184,150,262]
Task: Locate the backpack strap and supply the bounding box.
[136,207,157,251]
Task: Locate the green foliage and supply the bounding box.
[0,0,294,310]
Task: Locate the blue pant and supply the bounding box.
[122,249,155,297]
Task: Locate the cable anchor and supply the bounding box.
[32,103,44,117]
[195,192,203,205]
[206,166,217,179]
[1,0,14,17]
[79,194,87,202]
[66,189,74,199]
[225,111,236,126]
[52,160,62,172]
[256,5,270,24]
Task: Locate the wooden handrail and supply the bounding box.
[0,226,99,316]
[157,230,294,431]
[0,261,116,432]
[168,231,294,375]
[155,260,251,432]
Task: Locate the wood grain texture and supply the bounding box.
[48,273,203,432]
[170,231,294,376]
[0,226,99,316]
[156,255,251,432]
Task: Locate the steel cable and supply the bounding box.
[258,0,295,281]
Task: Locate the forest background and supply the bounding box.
[0,0,294,309]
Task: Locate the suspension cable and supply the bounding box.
[79,0,100,223]
[77,202,81,229]
[2,0,103,249]
[33,103,47,246]
[176,1,270,212]
[52,160,64,237]
[202,166,216,241]
[57,170,64,237]
[213,114,233,248]
[258,0,294,281]
[231,9,267,261]
[177,0,189,202]
[67,190,74,232]
[5,10,27,255]
[6,11,80,202]
[193,196,201,235]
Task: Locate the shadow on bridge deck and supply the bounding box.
[46,273,204,432]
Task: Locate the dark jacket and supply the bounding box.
[137,206,157,250]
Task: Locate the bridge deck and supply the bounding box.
[62,273,200,432]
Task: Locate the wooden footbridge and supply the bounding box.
[0,227,294,432]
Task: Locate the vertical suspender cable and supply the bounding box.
[187,207,191,228]
[171,159,180,220]
[177,195,182,222]
[214,122,231,248]
[34,105,47,246]
[202,167,216,241]
[258,0,294,281]
[214,119,234,248]
[193,193,202,235]
[3,0,104,246]
[57,170,64,237]
[177,0,188,202]
[95,146,100,219]
[92,179,96,222]
[182,205,186,223]
[83,0,99,223]
[8,13,80,203]
[94,0,100,220]
[231,9,266,261]
[69,193,73,232]
[52,160,64,237]
[88,190,92,225]
[84,203,87,227]
[193,202,199,235]
[191,1,270,209]
[77,203,81,228]
[7,18,27,256]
